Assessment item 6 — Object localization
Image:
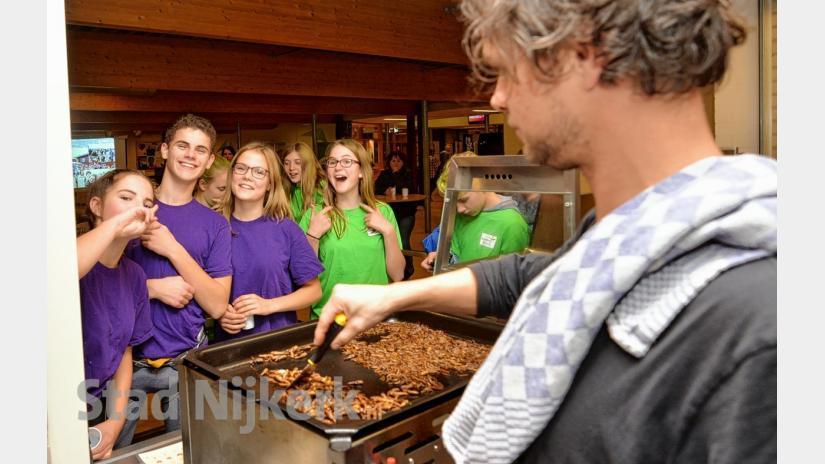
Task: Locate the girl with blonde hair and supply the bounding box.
[194,154,230,210]
[299,139,404,319]
[216,142,323,339]
[281,141,325,222]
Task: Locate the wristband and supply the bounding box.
[307,232,321,241]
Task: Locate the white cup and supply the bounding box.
[390,187,397,198]
[244,315,255,330]
[89,427,102,451]
[402,188,409,198]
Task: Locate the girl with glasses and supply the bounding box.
[280,141,326,222]
[299,139,405,319]
[76,169,158,459]
[216,142,323,339]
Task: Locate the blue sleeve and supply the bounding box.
[423,226,440,253]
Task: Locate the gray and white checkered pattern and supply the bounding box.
[442,155,777,463]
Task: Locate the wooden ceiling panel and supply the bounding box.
[69,90,419,115]
[65,0,467,65]
[70,110,335,125]
[67,28,479,101]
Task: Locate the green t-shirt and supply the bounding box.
[299,202,402,319]
[290,183,325,223]
[452,207,530,262]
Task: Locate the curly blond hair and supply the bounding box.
[460,0,746,96]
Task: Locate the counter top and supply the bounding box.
[98,431,182,464]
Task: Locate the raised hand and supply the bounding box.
[140,221,182,258]
[360,203,392,236]
[113,204,158,240]
[308,205,333,238]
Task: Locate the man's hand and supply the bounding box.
[360,203,393,236]
[307,205,333,238]
[219,303,247,334]
[233,293,272,316]
[140,222,183,258]
[420,251,437,271]
[313,284,396,350]
[148,276,194,308]
[91,419,122,460]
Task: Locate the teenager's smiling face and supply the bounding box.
[326,145,362,195]
[231,150,270,203]
[283,151,303,184]
[93,173,155,225]
[161,128,215,184]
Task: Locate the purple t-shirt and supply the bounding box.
[126,199,233,359]
[79,258,153,399]
[214,216,323,342]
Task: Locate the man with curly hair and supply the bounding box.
[315,1,776,462]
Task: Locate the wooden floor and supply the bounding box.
[408,195,444,281]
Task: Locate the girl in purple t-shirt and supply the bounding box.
[216,142,324,339]
[76,169,157,460]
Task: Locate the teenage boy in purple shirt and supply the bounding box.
[121,114,233,444]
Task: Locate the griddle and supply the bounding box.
[182,311,504,442]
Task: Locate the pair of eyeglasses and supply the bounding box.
[324,158,360,169]
[233,163,269,180]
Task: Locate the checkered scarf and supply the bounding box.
[442,155,777,463]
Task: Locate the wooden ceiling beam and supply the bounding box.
[67,28,481,102]
[69,90,420,115]
[65,0,467,65]
[70,110,335,125]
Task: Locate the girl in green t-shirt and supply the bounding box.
[281,141,325,222]
[300,139,405,319]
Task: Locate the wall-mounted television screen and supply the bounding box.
[72,137,116,188]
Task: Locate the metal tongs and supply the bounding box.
[285,313,348,390]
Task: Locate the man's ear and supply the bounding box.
[574,44,604,91]
[160,143,169,161]
[205,153,215,171]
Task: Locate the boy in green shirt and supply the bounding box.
[421,190,530,270]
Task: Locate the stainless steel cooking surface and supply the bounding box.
[179,312,504,463]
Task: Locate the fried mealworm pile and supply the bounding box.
[252,343,313,364]
[250,322,491,423]
[259,367,416,423]
[342,321,492,392]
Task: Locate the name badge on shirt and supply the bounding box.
[366,228,380,236]
[479,232,497,249]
